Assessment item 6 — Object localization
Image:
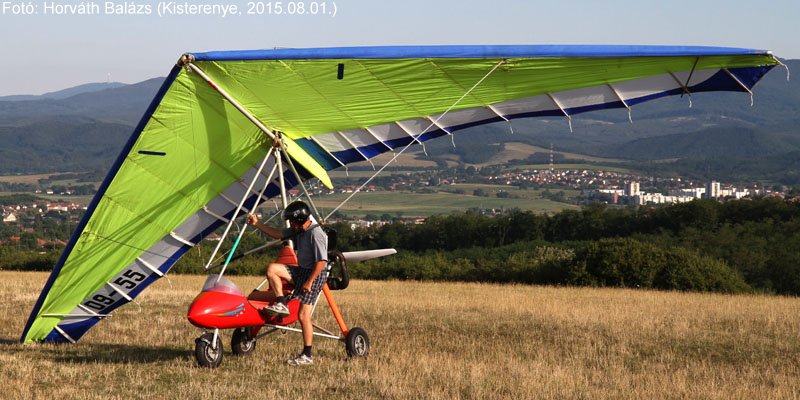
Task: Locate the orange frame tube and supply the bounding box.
[322,284,348,336]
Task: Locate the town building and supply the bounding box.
[705,181,721,199]
[3,213,17,223]
[624,181,640,197]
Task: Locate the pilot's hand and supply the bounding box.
[246,213,258,226]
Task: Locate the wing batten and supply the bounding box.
[54,326,77,343]
[136,257,165,277]
[308,136,348,169]
[168,232,197,247]
[105,281,135,302]
[362,127,396,152]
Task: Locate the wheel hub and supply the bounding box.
[354,335,366,355]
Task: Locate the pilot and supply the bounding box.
[247,200,328,366]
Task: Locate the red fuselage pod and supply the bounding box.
[186,275,301,328]
[186,287,264,329]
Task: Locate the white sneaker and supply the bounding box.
[264,302,289,316]
[287,353,313,366]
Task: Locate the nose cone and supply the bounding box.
[186,291,245,328]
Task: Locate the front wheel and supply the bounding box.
[195,332,223,368]
[231,327,257,356]
[345,327,369,358]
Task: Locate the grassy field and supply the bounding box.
[514,163,632,174]
[346,151,438,169]
[329,170,421,179]
[312,189,578,217]
[35,194,95,204]
[465,142,629,166]
[0,172,96,186]
[500,142,627,164]
[2,272,799,399]
[330,142,627,170]
[442,183,582,198]
[0,174,51,185]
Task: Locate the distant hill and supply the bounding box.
[0,116,131,174]
[0,82,128,102]
[604,126,800,160]
[631,150,800,185]
[0,78,163,126]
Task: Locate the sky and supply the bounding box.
[0,0,798,96]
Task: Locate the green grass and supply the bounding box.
[508,142,628,163]
[514,163,632,173]
[329,170,420,179]
[0,172,97,186]
[312,190,578,217]
[35,194,94,204]
[442,184,581,197]
[0,173,56,185]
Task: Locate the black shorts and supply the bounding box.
[287,266,328,305]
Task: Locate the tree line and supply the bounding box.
[2,197,798,295]
[331,198,800,295]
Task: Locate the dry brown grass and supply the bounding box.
[2,271,799,399]
[347,150,439,168]
[499,142,627,164]
[336,141,626,169]
[0,173,56,185]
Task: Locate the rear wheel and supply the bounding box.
[231,327,257,356]
[345,327,369,358]
[194,332,223,368]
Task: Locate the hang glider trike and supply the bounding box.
[188,231,396,367]
[20,45,785,366]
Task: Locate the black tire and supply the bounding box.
[345,327,369,358]
[231,327,257,356]
[194,332,223,368]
